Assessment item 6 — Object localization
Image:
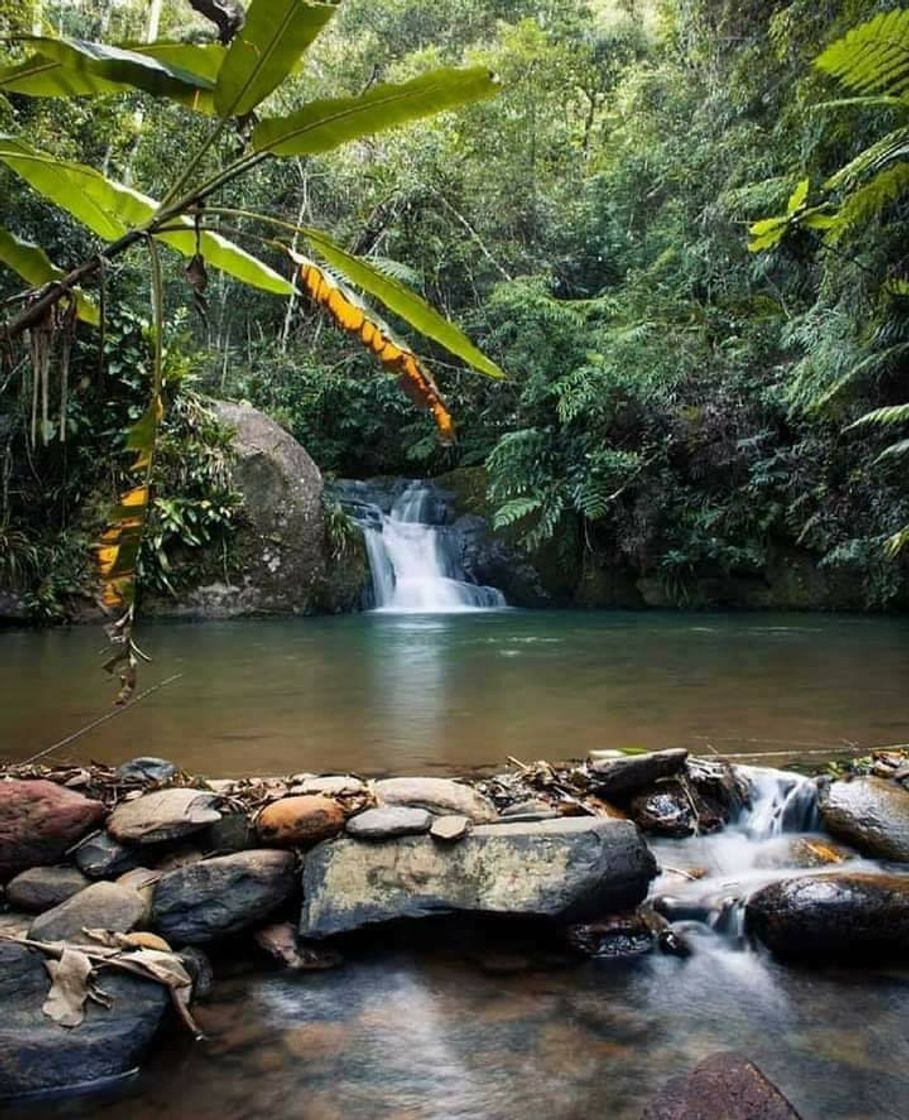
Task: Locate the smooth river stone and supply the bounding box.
[152,850,296,944]
[29,881,147,944]
[256,795,346,846]
[374,777,497,822]
[746,872,909,961]
[430,815,471,842]
[107,788,221,845]
[0,780,107,881]
[818,777,909,862]
[5,865,91,913]
[345,806,432,841]
[300,816,658,939]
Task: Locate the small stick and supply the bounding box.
[19,673,182,766]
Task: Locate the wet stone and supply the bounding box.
[345,806,432,841]
[588,749,689,800]
[819,776,909,862]
[642,1051,802,1119]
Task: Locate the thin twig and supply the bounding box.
[20,673,182,766]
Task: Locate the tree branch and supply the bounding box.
[186,0,245,44]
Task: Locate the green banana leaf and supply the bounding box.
[0,228,99,324]
[253,66,500,156]
[214,0,337,119]
[0,137,293,295]
[293,233,504,379]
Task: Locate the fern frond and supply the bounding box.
[875,438,909,461]
[848,402,909,428]
[492,495,543,529]
[364,256,422,289]
[826,125,909,188]
[825,162,909,242]
[816,10,909,97]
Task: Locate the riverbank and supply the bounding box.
[1,748,908,1113]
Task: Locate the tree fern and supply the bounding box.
[825,162,909,242]
[492,495,543,529]
[815,10,909,97]
[827,125,909,190]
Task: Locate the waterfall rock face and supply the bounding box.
[299,816,658,938]
[329,478,506,611]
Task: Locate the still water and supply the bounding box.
[1,610,907,775]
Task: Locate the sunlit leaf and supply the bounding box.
[0,227,98,324]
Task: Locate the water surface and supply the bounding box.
[1,611,907,774]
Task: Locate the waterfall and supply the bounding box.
[351,482,506,613]
[738,766,821,838]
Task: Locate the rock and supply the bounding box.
[177,946,213,999]
[430,815,471,842]
[301,816,658,939]
[630,783,696,837]
[500,798,557,818]
[374,777,497,823]
[0,940,169,1097]
[752,836,854,871]
[6,866,91,913]
[0,780,107,881]
[107,788,221,845]
[73,831,142,879]
[152,850,296,944]
[29,881,147,944]
[292,775,366,797]
[588,749,689,800]
[566,907,670,960]
[115,757,178,784]
[256,795,346,846]
[746,873,909,961]
[201,810,255,854]
[345,806,432,841]
[642,1051,801,1119]
[631,764,742,838]
[253,922,343,971]
[818,777,909,862]
[154,844,204,872]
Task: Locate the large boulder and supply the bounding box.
[746,873,909,961]
[0,780,106,881]
[642,1052,801,1119]
[107,788,221,845]
[818,777,909,862]
[0,941,169,1098]
[374,777,497,823]
[29,881,147,944]
[152,850,296,944]
[6,866,90,913]
[300,816,658,939]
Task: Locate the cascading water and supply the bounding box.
[354,482,506,613]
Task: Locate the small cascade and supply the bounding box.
[344,481,506,613]
[738,766,821,838]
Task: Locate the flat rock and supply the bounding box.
[642,1051,801,1119]
[588,749,689,800]
[152,850,296,944]
[0,941,169,1098]
[73,831,142,879]
[746,872,909,961]
[107,789,221,845]
[115,757,178,784]
[430,815,471,842]
[301,816,658,939]
[374,777,497,822]
[291,775,366,797]
[256,795,345,846]
[819,777,909,862]
[6,866,90,913]
[29,881,147,944]
[346,806,432,841]
[0,780,106,881]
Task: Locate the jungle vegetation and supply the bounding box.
[1,0,907,626]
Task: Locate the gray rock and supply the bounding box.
[746,872,909,961]
[152,850,296,944]
[346,806,432,841]
[374,777,497,822]
[0,941,169,1098]
[201,810,255,854]
[6,866,90,913]
[588,748,689,800]
[301,816,658,939]
[293,775,367,797]
[115,757,178,784]
[107,788,221,845]
[430,815,471,842]
[73,831,142,879]
[29,881,147,944]
[819,777,909,862]
[642,1051,801,1119]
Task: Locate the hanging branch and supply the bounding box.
[186,0,245,44]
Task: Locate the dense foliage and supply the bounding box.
[1,0,908,614]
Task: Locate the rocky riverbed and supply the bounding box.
[1,747,907,1115]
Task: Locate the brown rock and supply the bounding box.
[643,1052,802,1119]
[29,881,147,944]
[374,777,497,822]
[256,795,345,846]
[819,777,909,862]
[0,780,106,881]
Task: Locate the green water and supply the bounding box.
[1,611,907,775]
